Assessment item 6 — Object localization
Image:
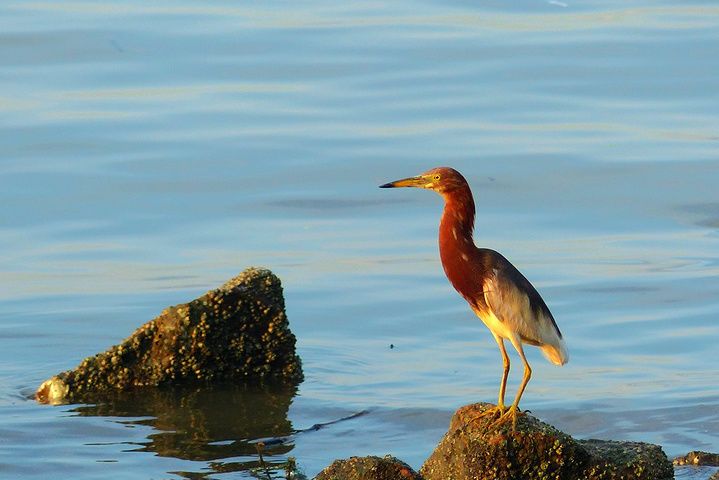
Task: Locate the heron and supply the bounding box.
[380,167,568,428]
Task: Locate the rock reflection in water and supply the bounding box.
[71,382,297,477]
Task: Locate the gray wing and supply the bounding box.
[483,265,562,347]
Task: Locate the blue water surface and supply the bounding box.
[1,1,718,478]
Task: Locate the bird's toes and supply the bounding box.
[490,405,523,431]
[475,405,505,421]
[465,405,505,429]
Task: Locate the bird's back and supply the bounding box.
[475,249,568,365]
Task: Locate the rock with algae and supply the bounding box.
[674,451,719,480]
[674,451,719,466]
[420,402,674,480]
[36,267,303,405]
[315,455,422,480]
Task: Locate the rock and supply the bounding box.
[579,439,674,480]
[420,402,674,480]
[674,451,719,466]
[285,457,310,480]
[315,455,422,480]
[36,267,303,404]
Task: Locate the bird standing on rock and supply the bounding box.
[380,167,568,429]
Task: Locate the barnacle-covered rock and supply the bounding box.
[36,268,303,404]
[315,455,422,480]
[420,402,673,480]
[580,439,674,480]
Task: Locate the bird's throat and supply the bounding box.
[437,188,482,307]
[438,189,476,248]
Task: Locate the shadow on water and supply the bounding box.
[70,383,299,478]
[679,202,719,229]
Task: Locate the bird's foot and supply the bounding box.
[467,404,505,428]
[490,404,524,431]
[476,404,506,419]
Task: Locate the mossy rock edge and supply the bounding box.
[36,267,303,404]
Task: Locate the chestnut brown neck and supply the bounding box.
[438,186,476,248]
[438,185,477,289]
[436,183,489,309]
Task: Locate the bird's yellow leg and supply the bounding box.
[492,338,532,431]
[496,335,510,411]
[474,335,510,421]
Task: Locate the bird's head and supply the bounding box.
[379,167,468,195]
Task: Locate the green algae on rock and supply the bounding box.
[420,402,674,480]
[36,268,303,405]
[315,455,422,480]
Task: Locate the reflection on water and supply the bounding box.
[71,383,297,477]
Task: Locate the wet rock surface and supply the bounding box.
[420,402,674,480]
[578,439,674,480]
[674,451,719,467]
[36,267,303,404]
[315,455,422,480]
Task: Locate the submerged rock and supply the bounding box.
[315,455,422,480]
[420,402,674,480]
[36,267,303,405]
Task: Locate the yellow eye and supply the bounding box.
[433,174,441,181]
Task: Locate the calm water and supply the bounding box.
[1,1,718,478]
